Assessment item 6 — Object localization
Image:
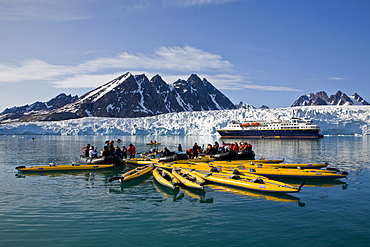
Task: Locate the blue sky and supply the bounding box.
[0,0,369,111]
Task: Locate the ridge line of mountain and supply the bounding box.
[1,72,369,124]
[0,72,236,123]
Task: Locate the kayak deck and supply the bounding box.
[172,168,205,190]
[110,164,154,183]
[16,163,115,172]
[213,167,348,179]
[189,170,302,193]
[153,167,180,189]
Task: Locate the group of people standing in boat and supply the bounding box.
[81,139,253,160]
[221,141,253,152]
[185,141,253,159]
[143,141,253,160]
[81,141,137,159]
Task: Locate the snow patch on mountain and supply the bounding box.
[91,73,131,103]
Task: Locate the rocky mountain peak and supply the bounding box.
[0,72,236,123]
[292,90,370,106]
[0,93,78,115]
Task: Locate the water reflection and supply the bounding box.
[15,168,124,178]
[4,135,369,169]
[3,135,370,246]
[207,184,304,206]
[152,178,214,203]
[117,172,153,188]
[152,179,182,201]
[275,178,348,189]
[179,186,214,203]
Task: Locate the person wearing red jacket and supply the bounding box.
[232,142,239,151]
[127,143,136,159]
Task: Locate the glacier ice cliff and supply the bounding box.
[0,106,369,136]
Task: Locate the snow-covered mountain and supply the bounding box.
[44,72,236,121]
[1,106,369,136]
[0,93,78,122]
[0,72,236,122]
[351,93,370,105]
[234,101,270,109]
[292,91,370,106]
[0,93,77,115]
[235,101,255,109]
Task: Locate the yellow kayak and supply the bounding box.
[195,160,328,169]
[109,164,154,182]
[208,184,301,203]
[155,161,328,172]
[124,158,157,165]
[136,156,216,165]
[188,169,303,193]
[251,159,284,164]
[215,167,348,179]
[172,168,205,190]
[153,167,181,189]
[16,163,115,172]
[203,159,285,164]
[156,156,216,163]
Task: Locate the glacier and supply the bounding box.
[0,106,370,136]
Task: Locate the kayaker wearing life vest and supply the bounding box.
[186,148,193,159]
[81,144,91,157]
[231,142,239,151]
[240,142,252,151]
[127,143,136,159]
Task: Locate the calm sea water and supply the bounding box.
[1,135,370,247]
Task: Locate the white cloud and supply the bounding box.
[329,77,345,80]
[0,45,301,93]
[0,46,232,84]
[241,84,302,92]
[76,46,233,72]
[0,59,69,82]
[52,73,121,88]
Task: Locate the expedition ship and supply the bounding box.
[217,118,324,139]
